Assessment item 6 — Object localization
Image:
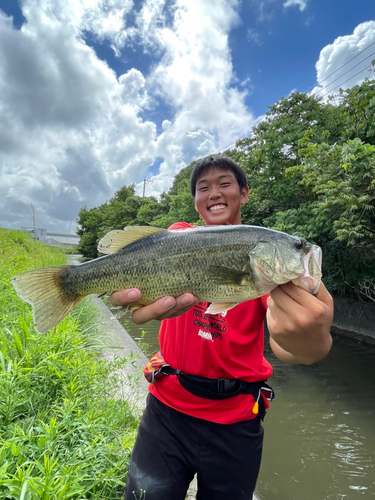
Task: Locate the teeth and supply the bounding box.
[209,205,226,211]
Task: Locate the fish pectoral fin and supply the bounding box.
[206,302,239,314]
[206,266,251,286]
[98,226,166,254]
[129,303,144,311]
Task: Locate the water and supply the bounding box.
[117,311,375,499]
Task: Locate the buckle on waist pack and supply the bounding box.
[261,385,274,401]
[217,378,240,394]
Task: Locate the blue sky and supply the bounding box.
[231,0,375,117]
[0,0,374,232]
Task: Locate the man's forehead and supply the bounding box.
[196,168,236,184]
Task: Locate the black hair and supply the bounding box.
[190,154,248,197]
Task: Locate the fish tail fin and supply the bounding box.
[11,266,83,334]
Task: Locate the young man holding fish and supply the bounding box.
[110,155,334,500]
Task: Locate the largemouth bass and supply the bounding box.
[12,225,322,334]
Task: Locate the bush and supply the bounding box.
[0,229,138,499]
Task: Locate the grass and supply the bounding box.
[0,229,139,499]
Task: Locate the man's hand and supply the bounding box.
[109,289,198,324]
[266,281,334,365]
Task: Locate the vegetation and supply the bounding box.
[0,229,138,499]
[76,78,375,301]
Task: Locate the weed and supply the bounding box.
[0,229,138,499]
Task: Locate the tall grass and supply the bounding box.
[0,229,138,499]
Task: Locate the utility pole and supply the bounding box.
[67,220,73,244]
[30,203,36,236]
[142,178,153,197]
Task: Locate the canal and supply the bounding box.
[115,311,375,499]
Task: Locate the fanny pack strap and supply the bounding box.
[144,351,274,407]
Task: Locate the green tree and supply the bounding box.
[229,79,375,299]
[338,77,375,144]
[76,207,104,259]
[230,91,344,226]
[152,161,201,227]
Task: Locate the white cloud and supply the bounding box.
[312,21,375,98]
[247,28,263,46]
[0,1,156,231]
[138,0,254,193]
[0,0,257,232]
[283,0,308,11]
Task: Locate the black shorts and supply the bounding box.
[125,394,264,500]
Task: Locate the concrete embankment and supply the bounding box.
[87,295,149,412]
[331,297,375,343]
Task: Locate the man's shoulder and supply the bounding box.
[168,222,195,230]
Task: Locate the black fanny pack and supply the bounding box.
[165,366,274,402]
[144,351,274,414]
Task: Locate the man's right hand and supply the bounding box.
[109,289,198,324]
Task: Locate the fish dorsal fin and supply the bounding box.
[98,226,166,254]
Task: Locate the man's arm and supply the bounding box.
[266,282,334,365]
[109,289,198,323]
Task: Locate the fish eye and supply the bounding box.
[294,239,303,250]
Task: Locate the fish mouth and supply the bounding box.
[292,245,322,294]
[250,243,323,296]
[208,203,227,213]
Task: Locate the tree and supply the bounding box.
[231,91,344,227]
[152,161,201,227]
[228,80,375,300]
[76,206,104,259]
[338,77,375,144]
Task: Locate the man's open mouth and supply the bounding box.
[208,204,226,212]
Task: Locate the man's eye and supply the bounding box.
[198,187,208,191]
[221,183,230,187]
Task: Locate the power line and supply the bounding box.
[314,50,375,94]
[220,130,252,153]
[318,40,375,85]
[324,62,374,94]
[218,39,375,153]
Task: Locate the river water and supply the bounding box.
[117,312,375,499]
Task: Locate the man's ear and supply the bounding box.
[240,185,249,205]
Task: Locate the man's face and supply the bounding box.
[194,167,249,225]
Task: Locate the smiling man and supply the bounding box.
[110,154,333,500]
[193,165,248,225]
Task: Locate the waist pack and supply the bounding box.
[144,351,274,416]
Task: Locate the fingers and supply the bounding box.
[267,281,334,340]
[269,282,310,309]
[109,288,142,307]
[109,289,198,324]
[131,293,198,324]
[268,281,333,319]
[314,281,334,308]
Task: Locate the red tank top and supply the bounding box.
[148,222,273,424]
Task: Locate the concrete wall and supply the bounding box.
[332,297,375,341]
[88,295,149,414]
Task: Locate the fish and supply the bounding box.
[11,225,322,334]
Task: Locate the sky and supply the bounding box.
[0,0,374,234]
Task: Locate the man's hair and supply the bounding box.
[190,154,248,197]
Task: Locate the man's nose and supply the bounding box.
[208,186,221,199]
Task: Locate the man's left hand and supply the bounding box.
[266,281,334,365]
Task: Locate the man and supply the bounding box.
[110,155,333,499]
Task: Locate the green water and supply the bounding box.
[118,311,375,499]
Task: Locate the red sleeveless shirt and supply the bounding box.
[148,222,273,424]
